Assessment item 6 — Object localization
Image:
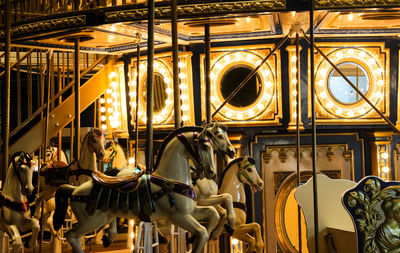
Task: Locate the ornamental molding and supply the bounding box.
[3,16,86,38]
[105,0,285,22]
[315,0,400,9]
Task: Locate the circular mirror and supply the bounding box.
[141,72,168,113]
[327,62,369,105]
[220,65,262,107]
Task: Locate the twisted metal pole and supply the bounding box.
[172,0,181,128]
[205,24,211,124]
[135,34,141,168]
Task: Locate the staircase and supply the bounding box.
[2,48,116,155]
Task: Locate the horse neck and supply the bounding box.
[113,146,127,169]
[78,139,97,171]
[219,164,245,203]
[2,161,24,201]
[153,136,191,185]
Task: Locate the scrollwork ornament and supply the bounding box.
[346,178,383,253]
[8,16,86,37]
[315,0,400,9]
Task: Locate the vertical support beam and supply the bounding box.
[309,2,319,252]
[204,24,211,124]
[146,0,155,172]
[172,0,181,128]
[74,39,80,161]
[2,0,11,184]
[368,132,392,179]
[295,32,302,253]
[135,35,141,167]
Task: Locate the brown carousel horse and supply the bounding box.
[0,151,39,253]
[53,127,219,253]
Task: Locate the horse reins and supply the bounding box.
[237,161,255,185]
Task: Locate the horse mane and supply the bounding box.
[205,122,228,132]
[218,156,255,188]
[82,128,103,145]
[154,126,204,170]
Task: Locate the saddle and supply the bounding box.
[92,170,144,192]
[87,172,155,221]
[39,161,70,187]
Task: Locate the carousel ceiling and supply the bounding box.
[13,8,400,54]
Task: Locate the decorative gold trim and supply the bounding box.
[105,0,286,22]
[128,52,194,130]
[200,44,282,126]
[287,45,304,132]
[309,42,390,124]
[4,16,86,37]
[315,0,400,9]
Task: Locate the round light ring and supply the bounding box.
[210,51,275,121]
[137,59,174,124]
[315,48,384,118]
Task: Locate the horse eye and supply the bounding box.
[247,168,252,172]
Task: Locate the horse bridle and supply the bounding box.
[237,160,255,185]
[12,152,33,186]
[177,132,212,179]
[87,132,104,156]
[206,128,226,155]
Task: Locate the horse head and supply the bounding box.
[12,152,35,196]
[238,156,263,192]
[196,129,217,180]
[104,140,117,163]
[206,122,236,159]
[86,128,106,161]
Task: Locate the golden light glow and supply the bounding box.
[209,50,276,121]
[314,47,386,119]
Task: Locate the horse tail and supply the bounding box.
[53,184,75,231]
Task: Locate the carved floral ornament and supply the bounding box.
[344,177,400,253]
[315,0,400,9]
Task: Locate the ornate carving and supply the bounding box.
[263,153,271,164]
[327,147,334,161]
[343,150,352,161]
[315,0,400,9]
[320,170,341,179]
[273,172,293,195]
[344,177,400,253]
[278,148,287,163]
[3,16,86,38]
[105,0,285,22]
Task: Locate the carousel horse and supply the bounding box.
[53,127,220,253]
[46,146,69,165]
[34,128,106,235]
[0,151,40,253]
[218,156,264,253]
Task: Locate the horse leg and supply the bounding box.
[250,222,264,252]
[168,213,209,253]
[46,211,57,236]
[65,207,109,253]
[191,206,220,236]
[209,205,228,240]
[232,224,257,252]
[7,225,23,253]
[197,193,235,229]
[19,216,40,248]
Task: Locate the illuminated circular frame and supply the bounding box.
[210,51,275,121]
[137,59,174,124]
[315,48,385,119]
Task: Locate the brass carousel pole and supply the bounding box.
[309,1,320,251]
[172,0,181,127]
[212,33,290,117]
[74,38,80,161]
[2,0,11,187]
[295,32,302,253]
[135,34,141,168]
[204,24,211,124]
[146,0,155,173]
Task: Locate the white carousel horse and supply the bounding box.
[53,128,219,253]
[0,151,40,253]
[218,156,264,253]
[34,128,106,235]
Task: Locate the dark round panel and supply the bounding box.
[220,65,262,108]
[141,72,168,113]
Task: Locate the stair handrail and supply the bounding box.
[0,49,34,78]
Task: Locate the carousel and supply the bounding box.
[1,0,400,252]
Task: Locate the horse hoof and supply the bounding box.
[102,235,112,248]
